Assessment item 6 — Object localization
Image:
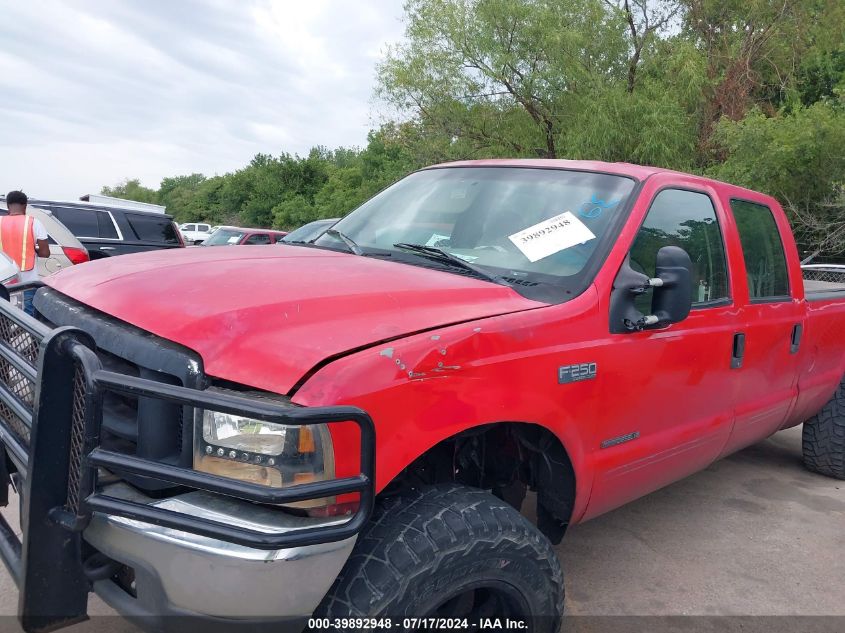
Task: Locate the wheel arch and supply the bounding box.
[380,420,579,544]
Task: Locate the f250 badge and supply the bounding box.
[558,362,597,384]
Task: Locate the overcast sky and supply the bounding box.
[0,0,405,199]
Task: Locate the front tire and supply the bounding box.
[314,484,564,631]
[803,375,845,479]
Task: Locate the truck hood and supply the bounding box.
[45,246,542,393]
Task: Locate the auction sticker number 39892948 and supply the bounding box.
[508,211,595,262]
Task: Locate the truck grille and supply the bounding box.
[66,367,87,514]
[34,288,205,492]
[0,312,38,445]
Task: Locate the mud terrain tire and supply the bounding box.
[313,484,564,632]
[803,375,845,479]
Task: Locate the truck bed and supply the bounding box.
[802,265,845,299]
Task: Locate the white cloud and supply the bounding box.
[0,0,405,199]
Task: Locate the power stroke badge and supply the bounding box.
[558,362,597,384]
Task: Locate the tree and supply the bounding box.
[680,0,822,155]
[157,173,208,221]
[100,179,158,204]
[97,0,845,259]
[709,101,845,255]
[603,0,681,93]
[378,0,630,158]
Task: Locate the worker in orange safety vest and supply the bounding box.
[1,191,50,316]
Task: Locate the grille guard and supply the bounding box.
[0,285,376,632]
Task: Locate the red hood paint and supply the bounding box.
[45,246,542,393]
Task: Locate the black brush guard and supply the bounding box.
[0,286,375,632]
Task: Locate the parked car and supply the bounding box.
[0,201,89,275]
[0,252,19,286]
[280,218,338,244]
[201,225,288,245]
[25,198,184,258]
[3,160,845,632]
[178,222,213,245]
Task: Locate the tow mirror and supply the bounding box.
[609,246,693,333]
[609,254,650,333]
[650,246,693,326]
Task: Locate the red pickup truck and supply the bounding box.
[1,160,844,632]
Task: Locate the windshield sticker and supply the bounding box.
[579,195,621,219]
[450,183,468,199]
[425,233,450,247]
[508,211,596,262]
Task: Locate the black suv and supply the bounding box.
[27,199,184,259]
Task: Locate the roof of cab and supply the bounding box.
[424,158,666,180]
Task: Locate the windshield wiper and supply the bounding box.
[392,243,508,286]
[325,229,363,255]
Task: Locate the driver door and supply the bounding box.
[584,185,740,519]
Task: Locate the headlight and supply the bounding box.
[193,408,334,503]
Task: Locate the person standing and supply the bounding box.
[1,191,49,316]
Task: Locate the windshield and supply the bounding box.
[314,167,636,300]
[203,229,245,246]
[283,220,335,243]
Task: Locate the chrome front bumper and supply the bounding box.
[84,488,355,623]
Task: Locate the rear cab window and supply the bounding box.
[730,199,790,301]
[127,214,180,244]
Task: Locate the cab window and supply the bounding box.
[730,200,790,301]
[630,189,729,312]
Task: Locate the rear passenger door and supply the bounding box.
[719,198,804,455]
[49,206,122,258]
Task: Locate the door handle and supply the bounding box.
[790,323,803,354]
[99,246,116,251]
[731,332,746,369]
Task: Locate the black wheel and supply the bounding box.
[313,484,563,632]
[803,374,845,479]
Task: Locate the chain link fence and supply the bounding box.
[802,265,845,285]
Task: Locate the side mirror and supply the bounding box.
[609,254,650,334]
[609,246,693,333]
[651,246,693,326]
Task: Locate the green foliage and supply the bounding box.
[709,103,845,207]
[378,0,629,158]
[564,84,699,171]
[710,101,845,255]
[98,0,844,256]
[100,179,158,204]
[100,127,422,230]
[797,46,845,106]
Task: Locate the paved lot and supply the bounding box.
[1,425,843,631]
[557,425,845,616]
